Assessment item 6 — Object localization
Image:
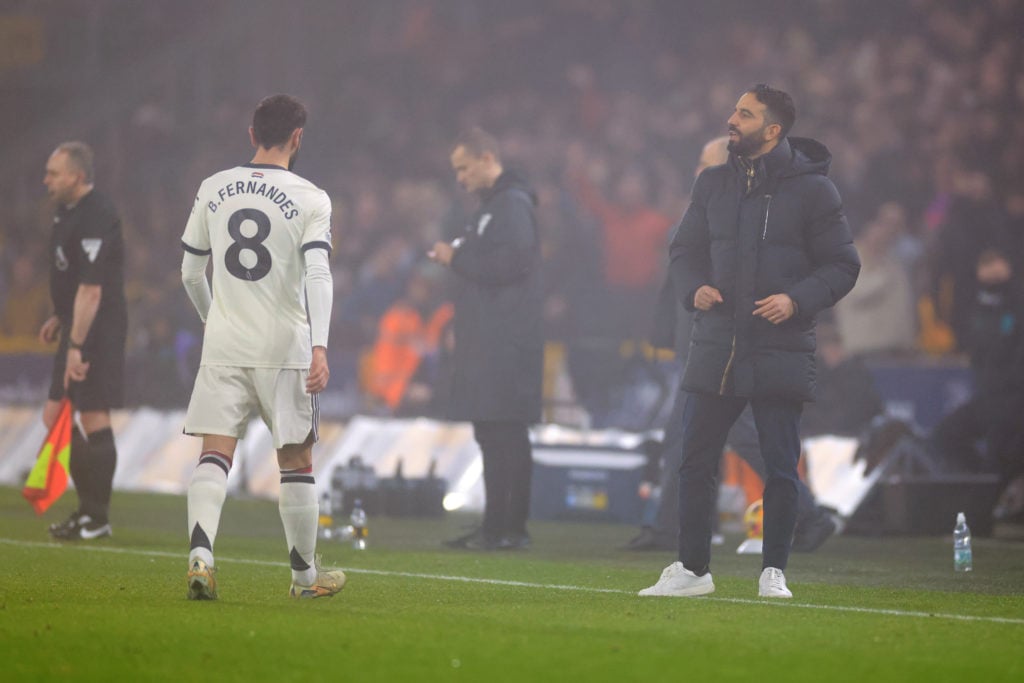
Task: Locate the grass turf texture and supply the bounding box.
[0,486,1021,682]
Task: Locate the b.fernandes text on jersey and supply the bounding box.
[210,180,300,219]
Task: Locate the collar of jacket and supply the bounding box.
[479,169,537,206]
[479,170,515,203]
[730,137,792,193]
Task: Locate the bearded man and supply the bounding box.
[639,85,860,599]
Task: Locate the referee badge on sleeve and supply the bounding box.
[81,238,103,262]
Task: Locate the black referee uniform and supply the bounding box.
[48,188,127,529]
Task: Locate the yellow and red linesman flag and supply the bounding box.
[22,397,73,515]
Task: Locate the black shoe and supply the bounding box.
[442,526,480,548]
[49,510,82,536]
[624,527,675,551]
[443,529,500,551]
[464,533,503,551]
[49,512,112,541]
[499,533,531,550]
[791,508,837,553]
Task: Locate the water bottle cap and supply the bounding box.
[956,512,966,524]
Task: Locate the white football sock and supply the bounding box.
[279,467,318,586]
[187,451,231,567]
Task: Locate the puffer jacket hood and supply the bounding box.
[785,136,832,177]
[483,169,538,207]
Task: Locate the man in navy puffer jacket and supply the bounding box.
[640,85,860,599]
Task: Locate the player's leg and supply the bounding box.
[189,434,237,562]
[184,434,237,600]
[263,370,344,598]
[183,366,252,599]
[276,436,316,583]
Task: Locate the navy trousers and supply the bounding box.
[677,391,803,573]
[654,390,817,540]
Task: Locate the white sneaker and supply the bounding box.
[758,567,793,598]
[638,561,714,597]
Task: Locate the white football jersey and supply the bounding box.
[182,163,332,368]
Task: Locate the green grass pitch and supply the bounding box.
[0,486,1021,682]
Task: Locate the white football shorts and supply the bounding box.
[184,366,319,449]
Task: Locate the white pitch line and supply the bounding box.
[2,538,1022,626]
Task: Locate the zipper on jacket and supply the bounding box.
[719,335,736,395]
[761,194,773,240]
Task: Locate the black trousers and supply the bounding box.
[473,420,533,539]
[654,389,817,540]
[677,392,802,573]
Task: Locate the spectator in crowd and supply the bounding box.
[926,160,1008,350]
[430,127,543,551]
[365,265,453,417]
[834,208,918,357]
[1,254,52,339]
[928,247,1024,499]
[568,150,672,339]
[640,85,859,600]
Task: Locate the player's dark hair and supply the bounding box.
[252,94,307,149]
[453,127,502,161]
[55,141,94,184]
[746,84,796,138]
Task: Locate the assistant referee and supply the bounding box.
[39,141,127,541]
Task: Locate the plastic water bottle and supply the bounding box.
[953,512,972,573]
[317,492,334,540]
[350,499,368,550]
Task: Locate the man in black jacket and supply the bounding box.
[640,85,860,599]
[429,128,543,550]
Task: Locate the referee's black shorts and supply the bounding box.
[48,328,126,411]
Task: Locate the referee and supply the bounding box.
[39,141,126,541]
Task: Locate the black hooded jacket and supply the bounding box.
[447,170,543,422]
[669,137,860,402]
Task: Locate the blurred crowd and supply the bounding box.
[1,0,1022,422]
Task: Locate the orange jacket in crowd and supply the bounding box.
[367,301,454,410]
[571,172,672,290]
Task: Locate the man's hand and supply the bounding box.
[39,316,61,344]
[306,346,330,394]
[428,241,455,267]
[63,348,90,389]
[693,285,724,311]
[753,293,796,325]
